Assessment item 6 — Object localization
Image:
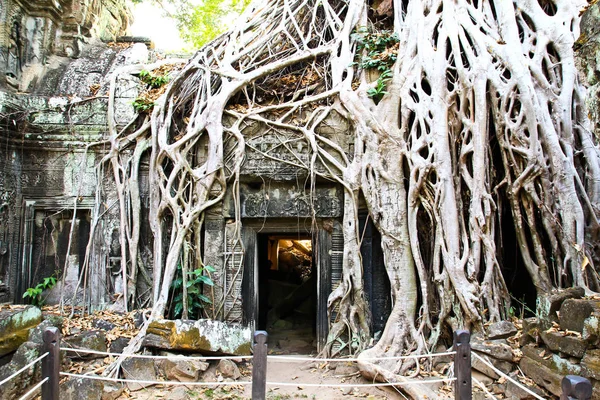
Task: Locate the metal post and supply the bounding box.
[252,331,268,400]
[454,330,472,400]
[561,375,592,400]
[41,327,60,400]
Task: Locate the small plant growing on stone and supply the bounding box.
[170,264,215,319]
[23,275,57,306]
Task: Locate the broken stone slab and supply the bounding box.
[217,359,241,380]
[521,345,581,376]
[0,341,42,399]
[519,354,562,397]
[560,299,600,333]
[487,320,517,340]
[158,356,209,382]
[0,306,42,357]
[122,357,157,391]
[143,319,252,355]
[472,351,514,376]
[540,330,588,359]
[537,287,585,329]
[108,337,130,354]
[471,337,516,362]
[504,376,548,400]
[63,330,108,360]
[60,375,104,400]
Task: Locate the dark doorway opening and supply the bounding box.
[257,233,317,354]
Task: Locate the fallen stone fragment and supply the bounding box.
[63,330,107,359]
[121,357,157,391]
[0,341,41,398]
[471,337,515,362]
[560,299,600,333]
[60,375,104,400]
[217,359,241,379]
[537,287,585,329]
[159,357,209,382]
[143,319,252,355]
[540,330,588,359]
[487,320,517,340]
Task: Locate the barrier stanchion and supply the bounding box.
[42,327,60,400]
[252,331,268,400]
[561,375,592,400]
[453,330,471,400]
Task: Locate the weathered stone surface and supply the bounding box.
[537,287,585,329]
[61,376,104,400]
[487,321,517,340]
[143,319,252,355]
[521,345,581,376]
[101,383,124,400]
[584,312,600,345]
[122,357,157,391]
[471,337,516,362]
[109,337,130,354]
[0,341,41,399]
[560,299,600,333]
[519,355,562,397]
[27,317,63,345]
[63,330,107,359]
[159,357,209,382]
[0,306,42,357]
[472,351,514,376]
[540,330,588,359]
[217,359,241,380]
[504,377,548,400]
[582,349,600,381]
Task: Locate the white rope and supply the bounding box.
[60,347,252,360]
[60,372,252,386]
[0,352,48,387]
[266,377,456,388]
[473,376,499,400]
[17,377,48,400]
[472,353,545,400]
[267,351,457,363]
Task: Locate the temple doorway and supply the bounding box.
[257,234,317,354]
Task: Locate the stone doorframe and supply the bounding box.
[240,218,341,352]
[17,197,95,303]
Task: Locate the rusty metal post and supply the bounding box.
[42,326,60,400]
[561,375,592,400]
[252,331,268,400]
[454,330,472,400]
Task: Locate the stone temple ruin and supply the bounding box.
[0,0,391,353]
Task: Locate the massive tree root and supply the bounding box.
[93,0,599,395]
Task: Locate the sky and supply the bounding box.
[128,2,188,52]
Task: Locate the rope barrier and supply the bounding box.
[472,353,545,400]
[17,377,48,400]
[0,352,48,387]
[60,372,252,386]
[59,347,252,360]
[266,377,457,388]
[267,351,457,363]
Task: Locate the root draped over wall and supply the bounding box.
[95,0,600,392]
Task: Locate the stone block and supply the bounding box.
[472,351,514,376]
[471,337,516,362]
[122,357,157,391]
[159,357,209,382]
[217,359,241,379]
[560,299,600,333]
[540,330,588,358]
[143,319,252,355]
[520,317,540,346]
[582,349,600,381]
[537,287,585,329]
[519,355,562,397]
[61,376,104,400]
[487,320,517,340]
[0,341,41,399]
[63,330,107,359]
[0,306,42,357]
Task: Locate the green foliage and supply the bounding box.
[133,0,251,49]
[132,98,155,113]
[138,69,170,88]
[351,27,399,103]
[171,264,215,319]
[23,275,57,306]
